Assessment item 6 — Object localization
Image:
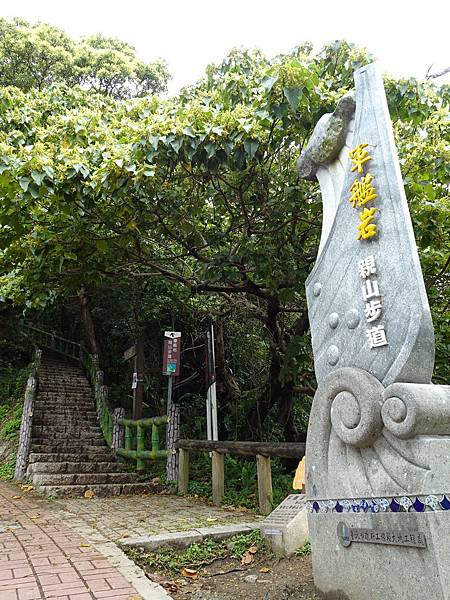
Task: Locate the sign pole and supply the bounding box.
[206,323,218,441]
[210,323,218,441]
[167,374,173,413]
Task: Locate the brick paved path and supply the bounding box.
[0,482,156,600]
[51,494,258,543]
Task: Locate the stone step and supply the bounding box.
[27,461,126,475]
[29,452,116,463]
[34,402,95,410]
[36,482,153,498]
[31,472,137,486]
[32,415,99,424]
[32,426,102,436]
[31,443,107,453]
[37,389,92,396]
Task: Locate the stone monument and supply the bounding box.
[297,63,450,599]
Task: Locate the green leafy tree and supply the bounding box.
[0,18,169,97]
[0,41,448,439]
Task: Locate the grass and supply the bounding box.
[295,540,311,556]
[0,456,16,480]
[126,529,270,575]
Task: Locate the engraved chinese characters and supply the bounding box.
[358,255,388,348]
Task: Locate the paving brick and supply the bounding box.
[0,482,144,600]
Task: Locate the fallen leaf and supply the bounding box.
[161,581,178,593]
[127,596,143,600]
[181,567,199,580]
[79,543,90,548]
[151,477,161,485]
[241,552,254,565]
[259,566,271,573]
[84,490,94,499]
[12,496,21,500]
[21,484,34,492]
[29,514,40,520]
[206,517,218,523]
[248,545,258,554]
[121,531,129,538]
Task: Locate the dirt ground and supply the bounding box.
[143,553,321,600]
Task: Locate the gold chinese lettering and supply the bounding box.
[349,173,378,208]
[349,143,372,173]
[357,207,377,240]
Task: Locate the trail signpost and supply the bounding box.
[163,331,181,483]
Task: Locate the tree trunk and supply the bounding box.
[78,289,100,356]
[247,300,310,442]
[215,321,240,438]
[166,402,180,483]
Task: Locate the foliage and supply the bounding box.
[0,39,448,444]
[0,365,28,443]
[184,453,297,511]
[295,540,311,556]
[0,456,16,480]
[127,529,267,574]
[0,17,170,98]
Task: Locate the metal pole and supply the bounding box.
[206,388,212,441]
[210,323,219,441]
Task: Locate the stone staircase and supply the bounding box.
[27,356,150,497]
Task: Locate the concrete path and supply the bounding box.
[0,482,168,600]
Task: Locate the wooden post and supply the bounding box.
[178,448,190,494]
[212,451,224,506]
[256,454,273,515]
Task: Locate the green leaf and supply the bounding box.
[261,73,278,92]
[204,142,217,158]
[31,171,45,186]
[283,87,302,112]
[243,139,259,160]
[19,177,31,192]
[170,138,183,153]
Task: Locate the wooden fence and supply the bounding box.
[175,439,305,515]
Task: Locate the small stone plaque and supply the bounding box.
[264,494,307,526]
[261,494,308,557]
[337,521,427,549]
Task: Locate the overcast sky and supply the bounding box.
[1,0,449,92]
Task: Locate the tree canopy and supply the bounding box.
[0,17,170,98]
[0,38,448,439]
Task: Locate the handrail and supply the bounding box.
[20,323,169,469]
[20,323,82,362]
[175,439,305,515]
[20,323,119,449]
[116,416,168,470]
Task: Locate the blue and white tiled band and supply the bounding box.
[308,495,450,514]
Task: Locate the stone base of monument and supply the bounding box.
[260,494,309,557]
[308,509,449,600]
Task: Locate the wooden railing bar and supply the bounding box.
[176,439,305,459]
